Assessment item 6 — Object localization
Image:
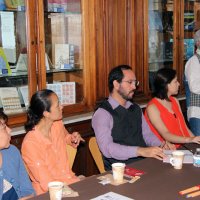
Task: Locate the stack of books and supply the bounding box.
[46,0,67,13]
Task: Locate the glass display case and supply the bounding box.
[0,0,96,126]
[148,0,174,92]
[184,1,196,63]
[147,0,198,93]
[0,1,29,114]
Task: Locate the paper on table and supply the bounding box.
[163,150,193,164]
[91,192,134,200]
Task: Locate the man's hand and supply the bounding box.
[160,141,176,150]
[71,132,85,148]
[137,146,165,160]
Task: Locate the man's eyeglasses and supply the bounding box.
[121,80,139,86]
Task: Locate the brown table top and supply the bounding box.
[30,144,200,200]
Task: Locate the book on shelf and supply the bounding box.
[47,82,76,105]
[0,11,17,64]
[148,1,163,11]
[184,39,194,60]
[18,85,29,108]
[184,13,194,31]
[4,0,25,11]
[0,87,23,114]
[67,14,82,68]
[45,0,81,13]
[16,53,27,71]
[45,0,67,12]
[54,43,75,69]
[0,47,11,75]
[0,0,6,10]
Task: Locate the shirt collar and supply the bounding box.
[108,95,132,109]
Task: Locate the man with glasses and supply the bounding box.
[92,65,171,171]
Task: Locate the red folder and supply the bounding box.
[124,166,145,177]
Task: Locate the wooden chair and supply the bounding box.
[89,137,105,173]
[66,145,77,169]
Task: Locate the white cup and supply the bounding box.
[48,181,64,200]
[170,151,185,169]
[112,163,125,184]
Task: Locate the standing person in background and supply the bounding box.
[22,89,84,195]
[0,111,34,200]
[145,68,200,147]
[92,65,173,171]
[185,29,200,136]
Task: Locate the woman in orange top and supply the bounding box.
[22,89,84,195]
[145,68,200,147]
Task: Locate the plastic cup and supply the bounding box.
[48,181,64,200]
[112,163,125,184]
[170,151,185,169]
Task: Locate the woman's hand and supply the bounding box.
[71,132,85,148]
[160,141,176,150]
[191,136,200,144]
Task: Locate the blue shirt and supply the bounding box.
[0,145,35,199]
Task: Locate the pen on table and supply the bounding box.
[182,144,194,154]
[186,190,200,198]
[179,185,200,195]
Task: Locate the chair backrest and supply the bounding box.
[66,145,77,169]
[89,137,105,173]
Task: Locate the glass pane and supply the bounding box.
[148,0,174,92]
[184,1,196,64]
[44,0,83,106]
[0,1,28,115]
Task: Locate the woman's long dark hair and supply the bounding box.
[25,89,54,132]
[153,68,176,101]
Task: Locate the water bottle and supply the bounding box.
[193,148,200,167]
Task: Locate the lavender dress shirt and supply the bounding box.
[92,96,161,160]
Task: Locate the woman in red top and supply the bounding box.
[145,68,200,146]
